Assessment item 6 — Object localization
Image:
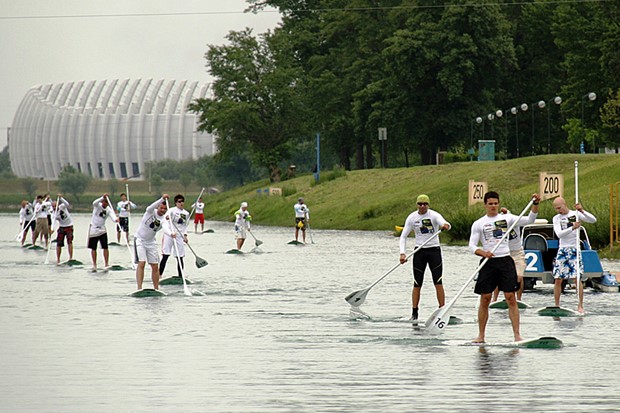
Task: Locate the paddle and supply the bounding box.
[249,229,263,247]
[425,197,536,334]
[345,230,443,307]
[106,195,136,270]
[44,196,61,265]
[169,218,208,268]
[574,160,582,307]
[15,211,37,242]
[165,199,192,296]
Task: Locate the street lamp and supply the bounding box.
[581,92,597,153]
[528,100,546,155]
[518,103,529,156]
[487,113,495,142]
[545,96,562,154]
[470,117,482,161]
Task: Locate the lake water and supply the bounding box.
[1,213,620,413]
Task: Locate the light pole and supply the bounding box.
[528,100,546,155]
[581,92,597,153]
[487,113,495,142]
[546,96,562,154]
[517,103,528,157]
[471,117,482,161]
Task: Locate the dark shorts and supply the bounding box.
[194,213,204,224]
[88,233,109,250]
[474,256,519,295]
[295,217,306,231]
[56,226,74,247]
[118,217,129,232]
[23,220,36,233]
[412,247,443,286]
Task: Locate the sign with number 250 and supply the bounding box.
[468,180,488,206]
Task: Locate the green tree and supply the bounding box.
[151,174,163,194]
[57,165,91,203]
[600,88,620,148]
[21,177,38,199]
[190,28,309,180]
[179,173,192,194]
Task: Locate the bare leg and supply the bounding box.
[150,263,160,290]
[91,249,97,270]
[56,246,62,264]
[517,276,524,301]
[302,229,306,243]
[68,243,73,260]
[412,286,421,309]
[474,293,492,343]
[491,286,499,302]
[117,230,121,243]
[136,261,146,289]
[295,227,299,242]
[554,278,563,307]
[504,291,523,341]
[237,238,245,250]
[434,284,445,307]
[103,248,109,267]
[577,280,585,313]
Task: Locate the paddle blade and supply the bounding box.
[195,257,208,268]
[183,284,192,296]
[344,289,368,307]
[255,239,263,246]
[425,306,451,335]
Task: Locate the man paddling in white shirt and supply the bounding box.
[134,195,169,291]
[469,191,540,343]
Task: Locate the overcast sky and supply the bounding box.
[0,0,282,149]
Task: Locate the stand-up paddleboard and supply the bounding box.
[59,259,84,266]
[107,265,127,271]
[21,243,33,248]
[87,267,109,274]
[226,249,244,255]
[108,242,122,247]
[397,315,463,326]
[28,245,45,251]
[203,229,215,233]
[453,336,563,349]
[489,299,530,309]
[536,306,584,317]
[287,240,304,245]
[160,276,193,286]
[129,288,167,298]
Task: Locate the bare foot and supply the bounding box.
[514,334,524,342]
[577,307,585,315]
[472,336,485,343]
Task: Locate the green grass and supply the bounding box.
[2,154,620,250]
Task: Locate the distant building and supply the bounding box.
[9,79,215,180]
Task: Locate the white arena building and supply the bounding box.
[9,79,216,180]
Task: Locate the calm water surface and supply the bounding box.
[1,213,620,413]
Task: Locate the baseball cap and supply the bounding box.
[241,202,248,208]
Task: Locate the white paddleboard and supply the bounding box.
[489,299,530,309]
[451,336,563,349]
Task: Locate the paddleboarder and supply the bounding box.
[53,195,75,264]
[399,194,451,321]
[192,196,205,233]
[160,194,190,279]
[134,195,169,290]
[18,200,35,246]
[492,200,541,302]
[294,197,310,243]
[551,197,597,314]
[469,191,540,343]
[116,193,137,243]
[88,194,119,271]
[234,202,252,251]
[32,195,52,247]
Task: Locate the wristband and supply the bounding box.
[532,201,539,205]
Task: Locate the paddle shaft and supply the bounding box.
[16,211,37,241]
[306,213,314,244]
[44,196,61,264]
[165,198,192,296]
[106,195,136,269]
[188,187,206,220]
[574,161,581,292]
[427,197,536,332]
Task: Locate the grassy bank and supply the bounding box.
[2,154,619,254]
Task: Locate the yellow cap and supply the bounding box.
[416,194,430,204]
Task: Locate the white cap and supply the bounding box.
[241,202,248,208]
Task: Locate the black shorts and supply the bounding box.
[118,217,129,232]
[88,233,109,250]
[474,256,519,295]
[56,226,74,247]
[412,247,443,287]
[23,220,36,233]
[295,217,306,231]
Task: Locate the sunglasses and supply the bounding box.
[417,202,429,206]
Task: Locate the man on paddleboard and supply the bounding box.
[160,194,190,279]
[469,191,540,343]
[551,197,597,314]
[234,202,252,251]
[54,195,75,265]
[88,194,119,271]
[294,197,310,243]
[134,195,169,290]
[399,194,451,321]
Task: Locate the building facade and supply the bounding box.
[9,79,215,180]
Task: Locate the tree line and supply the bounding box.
[188,0,620,180]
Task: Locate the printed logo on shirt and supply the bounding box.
[148,218,161,231]
[493,220,508,238]
[417,218,434,234]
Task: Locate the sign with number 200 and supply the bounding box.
[539,172,563,201]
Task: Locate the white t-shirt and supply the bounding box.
[19,203,34,225]
[234,208,251,230]
[135,198,167,242]
[117,200,137,218]
[294,203,309,219]
[192,202,205,214]
[553,209,597,248]
[501,210,537,251]
[90,196,118,236]
[55,197,73,227]
[165,207,190,236]
[469,212,538,258]
[399,209,450,253]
